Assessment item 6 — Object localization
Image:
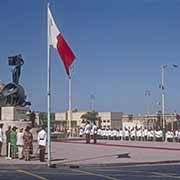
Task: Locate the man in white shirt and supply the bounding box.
[124,128,129,141]
[130,127,136,141]
[92,122,97,144]
[148,128,154,141]
[37,126,47,162]
[119,128,123,140]
[137,127,143,141]
[166,129,174,142]
[147,128,151,141]
[79,127,84,137]
[16,128,24,159]
[110,129,114,140]
[177,130,180,142]
[175,129,178,142]
[0,124,4,156]
[155,127,163,141]
[112,129,118,140]
[144,127,148,141]
[84,121,91,144]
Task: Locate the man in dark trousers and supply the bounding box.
[0,124,3,156]
[37,126,47,162]
[5,126,11,157]
[92,122,97,144]
[84,121,91,143]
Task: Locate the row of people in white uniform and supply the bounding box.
[96,128,163,141]
[80,127,180,142]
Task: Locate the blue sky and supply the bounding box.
[0,0,180,114]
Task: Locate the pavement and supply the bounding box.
[3,163,180,180]
[0,139,180,168]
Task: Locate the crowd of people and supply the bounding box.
[0,124,47,162]
[79,124,180,143]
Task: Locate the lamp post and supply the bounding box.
[90,94,95,111]
[145,90,151,115]
[161,65,167,137]
[160,64,178,141]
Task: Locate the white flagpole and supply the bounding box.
[47,2,51,167]
[68,67,72,137]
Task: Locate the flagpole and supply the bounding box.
[68,67,72,137]
[161,65,166,141]
[47,2,51,167]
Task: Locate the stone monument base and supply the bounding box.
[0,106,32,133]
[1,106,30,121]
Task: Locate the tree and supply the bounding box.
[81,111,101,127]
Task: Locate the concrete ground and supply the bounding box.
[0,139,180,167]
[2,163,180,180]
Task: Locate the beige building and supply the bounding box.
[34,110,179,131]
[99,112,123,129]
[53,111,123,130]
[34,112,55,127]
[54,111,85,130]
[122,114,178,130]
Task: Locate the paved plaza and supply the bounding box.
[0,139,180,167]
[0,140,180,179]
[1,163,180,180]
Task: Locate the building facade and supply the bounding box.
[53,111,123,130]
[34,110,180,132]
[122,114,178,130]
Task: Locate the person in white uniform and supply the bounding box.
[119,128,123,140]
[147,128,153,141]
[79,127,84,137]
[16,128,24,159]
[178,129,180,142]
[130,127,136,141]
[175,129,178,142]
[136,128,142,141]
[124,128,129,141]
[84,121,91,143]
[144,127,148,141]
[155,127,163,141]
[166,129,174,142]
[92,122,97,144]
[37,126,47,162]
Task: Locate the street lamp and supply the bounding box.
[161,65,167,137]
[145,90,151,115]
[160,64,178,141]
[90,94,95,111]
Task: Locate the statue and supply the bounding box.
[0,55,31,107]
[8,54,24,84]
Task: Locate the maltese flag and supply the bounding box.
[48,7,75,76]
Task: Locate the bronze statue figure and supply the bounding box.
[8,54,24,85]
[0,55,30,107]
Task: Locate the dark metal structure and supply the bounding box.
[0,55,31,107]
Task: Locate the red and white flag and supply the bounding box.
[48,7,75,76]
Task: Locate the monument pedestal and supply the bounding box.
[1,106,29,121]
[0,106,31,131]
